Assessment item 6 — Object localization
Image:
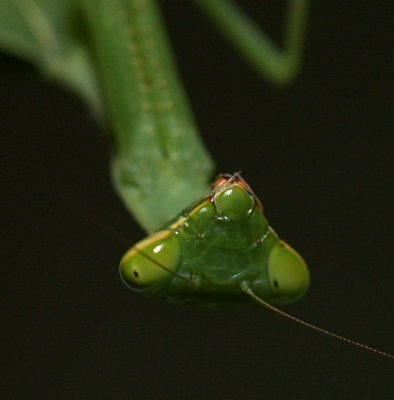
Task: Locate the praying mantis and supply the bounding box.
[1,0,392,368]
[119,172,393,359]
[120,172,310,306]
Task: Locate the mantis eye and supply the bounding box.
[214,184,254,220]
[119,230,181,291]
[267,241,310,304]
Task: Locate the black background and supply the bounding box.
[1,2,393,399]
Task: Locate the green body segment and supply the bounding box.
[120,176,309,306]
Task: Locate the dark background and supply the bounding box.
[1,2,393,399]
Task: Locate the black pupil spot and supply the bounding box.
[133,271,139,278]
[274,279,279,288]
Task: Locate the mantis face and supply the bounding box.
[118,173,391,359]
[120,173,309,305]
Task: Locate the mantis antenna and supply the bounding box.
[131,237,394,361]
[63,193,393,360]
[62,194,196,286]
[241,283,394,360]
[60,193,132,247]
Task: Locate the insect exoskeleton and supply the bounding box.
[119,230,181,292]
[119,173,309,307]
[213,175,309,305]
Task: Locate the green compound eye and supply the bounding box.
[214,184,254,220]
[119,230,181,291]
[267,241,310,304]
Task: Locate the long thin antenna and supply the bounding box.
[59,194,131,247]
[242,285,394,360]
[60,193,393,359]
[61,194,197,285]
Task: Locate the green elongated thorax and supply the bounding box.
[120,175,309,307]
